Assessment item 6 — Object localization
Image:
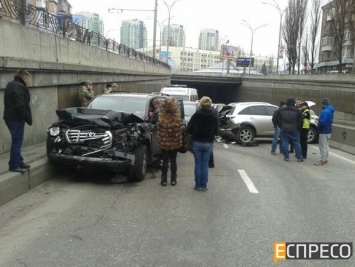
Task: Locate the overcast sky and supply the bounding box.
[69,0,293,57]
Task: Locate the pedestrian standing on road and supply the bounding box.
[300,102,311,159]
[314,98,335,166]
[277,98,303,162]
[186,96,219,191]
[78,80,94,107]
[157,97,183,186]
[271,100,286,155]
[3,70,32,173]
[102,83,112,94]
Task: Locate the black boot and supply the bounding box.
[171,174,177,186]
[160,174,167,186]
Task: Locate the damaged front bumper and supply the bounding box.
[48,150,135,172]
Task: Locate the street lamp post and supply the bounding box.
[242,20,267,74]
[153,0,158,58]
[162,0,180,64]
[262,1,288,75]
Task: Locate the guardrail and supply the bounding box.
[0,0,169,69]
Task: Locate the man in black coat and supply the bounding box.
[3,70,32,172]
[277,98,303,162]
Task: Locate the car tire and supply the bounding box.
[307,126,318,144]
[127,144,148,182]
[236,125,255,144]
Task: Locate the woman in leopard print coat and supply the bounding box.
[157,97,183,186]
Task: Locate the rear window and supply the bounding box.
[168,95,189,101]
[88,96,147,118]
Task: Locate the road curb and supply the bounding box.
[0,158,55,206]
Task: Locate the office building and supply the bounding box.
[138,46,221,72]
[120,19,147,49]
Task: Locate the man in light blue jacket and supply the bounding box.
[314,98,335,166]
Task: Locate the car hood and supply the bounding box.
[56,107,144,128]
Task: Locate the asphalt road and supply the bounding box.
[0,141,354,267]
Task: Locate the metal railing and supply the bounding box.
[0,0,170,69]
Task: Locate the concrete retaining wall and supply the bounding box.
[0,20,171,155]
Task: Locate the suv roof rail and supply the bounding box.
[166,84,188,88]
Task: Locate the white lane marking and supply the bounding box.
[329,151,355,165]
[238,169,259,194]
[223,144,229,149]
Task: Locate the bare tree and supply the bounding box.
[309,0,322,73]
[330,0,354,73]
[297,0,308,74]
[303,34,310,73]
[283,0,307,74]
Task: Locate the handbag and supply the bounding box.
[178,132,192,153]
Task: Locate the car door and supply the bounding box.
[238,106,273,136]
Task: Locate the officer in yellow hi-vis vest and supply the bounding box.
[300,102,311,159]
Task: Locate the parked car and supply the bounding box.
[306,101,319,144]
[183,101,198,124]
[46,93,185,182]
[218,101,318,145]
[218,102,278,144]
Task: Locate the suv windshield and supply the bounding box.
[89,96,147,118]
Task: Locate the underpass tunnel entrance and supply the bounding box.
[170,80,240,104]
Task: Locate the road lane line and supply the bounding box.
[329,151,355,164]
[238,169,259,194]
[223,144,229,149]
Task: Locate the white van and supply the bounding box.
[160,85,199,101]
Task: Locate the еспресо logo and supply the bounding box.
[274,242,352,263]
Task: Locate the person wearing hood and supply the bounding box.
[314,98,335,166]
[186,96,219,191]
[3,70,32,172]
[157,97,183,186]
[277,98,303,162]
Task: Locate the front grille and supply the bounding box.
[65,129,112,151]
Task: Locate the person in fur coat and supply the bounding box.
[157,97,183,186]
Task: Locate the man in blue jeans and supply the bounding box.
[277,98,303,162]
[3,70,32,172]
[271,100,286,155]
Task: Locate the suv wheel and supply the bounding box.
[236,126,255,144]
[127,144,148,182]
[307,126,318,144]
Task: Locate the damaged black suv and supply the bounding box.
[47,93,183,182]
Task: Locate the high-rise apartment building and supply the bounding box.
[316,0,355,73]
[162,24,185,47]
[74,12,104,35]
[198,29,220,51]
[120,19,147,49]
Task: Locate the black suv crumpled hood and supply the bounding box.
[56,107,144,128]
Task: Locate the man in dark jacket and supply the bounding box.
[278,98,303,162]
[271,100,286,155]
[3,70,32,172]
